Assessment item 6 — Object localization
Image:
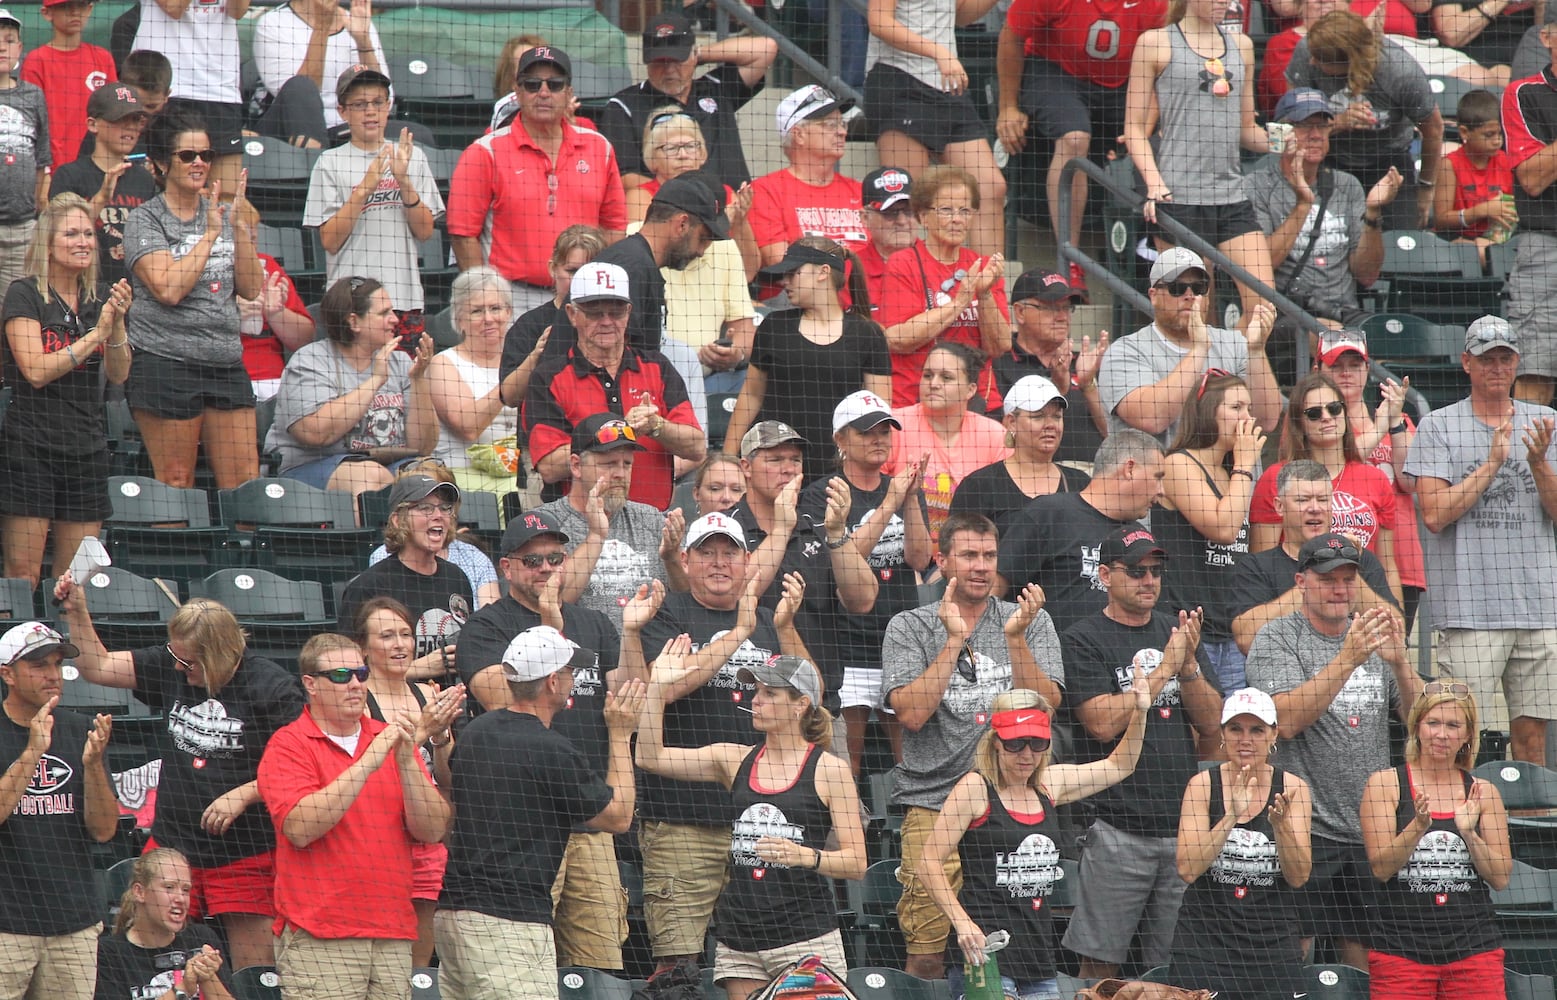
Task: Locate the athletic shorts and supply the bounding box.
[126,351,256,420]
[1019,58,1129,152]
[163,98,245,155]
[865,63,989,152]
[1152,200,1263,247]
[0,443,111,522]
[1297,836,1374,943]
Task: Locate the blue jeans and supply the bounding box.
[1202,638,1247,693]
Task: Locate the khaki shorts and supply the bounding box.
[713,929,848,985]
[434,909,556,1000]
[1437,627,1557,727]
[275,926,412,1000]
[641,820,731,959]
[0,924,99,1000]
[550,830,628,970]
[896,805,962,956]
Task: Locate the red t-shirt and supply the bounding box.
[876,242,1008,412]
[241,253,311,383]
[1005,0,1166,89]
[21,43,116,170]
[747,168,867,254]
[1447,147,1515,239]
[1250,459,1398,553]
[1350,0,1420,37]
[1362,421,1426,588]
[857,239,892,317]
[258,711,425,941]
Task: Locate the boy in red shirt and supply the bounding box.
[1435,88,1518,261]
[21,0,115,170]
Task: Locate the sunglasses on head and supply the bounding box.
[519,77,568,93]
[1301,400,1346,422]
[174,148,216,164]
[1116,562,1164,579]
[516,551,567,569]
[998,736,1052,754]
[311,665,371,684]
[1423,681,1471,700]
[594,421,637,445]
[1197,367,1232,400]
[1159,278,1210,297]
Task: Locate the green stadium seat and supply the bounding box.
[1508,968,1557,1000]
[219,478,378,597]
[1304,963,1369,999]
[230,965,283,1000]
[104,476,229,581]
[46,567,179,650]
[410,967,440,1000]
[557,968,634,1000]
[243,137,319,229]
[1378,229,1500,326]
[846,967,951,1000]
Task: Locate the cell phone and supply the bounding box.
[126,153,147,163]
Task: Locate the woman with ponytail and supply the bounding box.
[96,848,237,1000]
[722,235,892,483]
[638,636,866,999]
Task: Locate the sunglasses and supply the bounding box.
[1423,681,1471,700]
[998,736,1052,754]
[594,421,637,445]
[1115,562,1164,579]
[1158,278,1210,297]
[516,551,567,569]
[956,643,978,684]
[311,665,371,684]
[1301,400,1346,422]
[173,148,216,164]
[1197,367,1232,400]
[519,77,569,93]
[166,644,199,671]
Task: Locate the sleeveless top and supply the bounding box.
[1155,24,1247,207]
[715,744,838,952]
[955,778,1065,981]
[1171,767,1302,998]
[431,348,519,470]
[364,682,448,870]
[1370,765,1501,964]
[1153,452,1249,642]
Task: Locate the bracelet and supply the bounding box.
[1390,421,1409,435]
[1476,3,1492,19]
[826,531,853,550]
[1362,214,1382,229]
[1418,178,1436,188]
[650,415,665,438]
[1181,664,1202,683]
[65,343,81,366]
[811,848,823,870]
[403,196,421,209]
[428,730,452,747]
[1230,468,1255,480]
[107,336,129,348]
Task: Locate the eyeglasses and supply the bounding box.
[166,644,199,671]
[579,302,630,321]
[939,268,969,294]
[1197,367,1232,400]
[650,111,681,128]
[593,421,637,445]
[1300,400,1346,422]
[516,551,568,569]
[1115,562,1165,579]
[1014,301,1076,316]
[348,276,371,291]
[311,665,372,684]
[173,148,216,164]
[519,77,569,93]
[998,736,1052,754]
[929,206,974,220]
[656,141,704,157]
[408,501,456,517]
[1423,681,1471,700]
[343,98,389,112]
[1158,278,1210,297]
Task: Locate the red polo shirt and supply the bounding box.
[523,347,699,510]
[447,117,627,287]
[257,710,421,941]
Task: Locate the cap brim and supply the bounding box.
[644,40,695,61]
[572,293,632,305]
[1118,547,1167,562]
[845,413,901,433]
[869,194,911,212]
[1007,393,1068,414]
[579,436,644,453]
[703,213,731,240]
[1467,339,1520,356]
[13,640,81,663]
[1319,345,1367,365]
[1302,556,1360,572]
[684,528,745,551]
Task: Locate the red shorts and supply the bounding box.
[411,841,447,902]
[1367,947,1505,1000]
[145,837,277,919]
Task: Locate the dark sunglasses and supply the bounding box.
[1116,562,1164,579]
[1301,400,1346,422]
[173,148,217,164]
[516,551,567,569]
[956,643,978,683]
[519,77,569,93]
[1159,278,1210,297]
[999,736,1052,754]
[1423,681,1471,700]
[1197,367,1232,400]
[311,665,371,684]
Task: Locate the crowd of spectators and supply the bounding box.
[3,1,1557,999]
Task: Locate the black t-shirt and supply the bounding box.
[440,710,613,924]
[798,474,926,671]
[997,492,1137,637]
[94,924,232,1000]
[0,706,109,935]
[1152,461,1249,641]
[51,157,159,285]
[949,460,1090,539]
[130,649,304,868]
[749,309,892,484]
[638,591,771,825]
[547,234,665,355]
[453,595,620,774]
[1061,610,1207,837]
[1,279,109,452]
[599,71,760,189]
[338,556,474,661]
[1225,544,1399,623]
[992,345,1106,466]
[498,299,561,403]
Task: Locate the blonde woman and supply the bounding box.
[96,847,237,1000]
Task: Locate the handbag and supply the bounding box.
[1074,979,1217,1000]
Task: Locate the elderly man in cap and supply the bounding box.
[627,511,812,975]
[337,475,474,677]
[51,82,155,284]
[1097,246,1282,445]
[994,267,1109,464]
[1245,532,1420,971]
[524,261,706,511]
[748,85,868,271]
[857,166,918,307]
[1405,316,1557,765]
[257,632,459,1000]
[599,9,775,192]
[448,44,626,313]
[0,623,115,1000]
[1244,87,1401,347]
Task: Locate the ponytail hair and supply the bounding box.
[802,703,835,751]
[113,847,190,935]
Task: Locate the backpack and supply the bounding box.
[631,960,704,1000]
[747,955,858,1000]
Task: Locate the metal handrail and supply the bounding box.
[708,0,864,106]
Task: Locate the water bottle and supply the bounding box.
[962,929,1011,1000]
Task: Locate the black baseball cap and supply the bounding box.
[1297,533,1362,573]
[517,45,572,80]
[862,166,912,211]
[1010,268,1082,305]
[651,174,731,239]
[500,509,569,554]
[642,10,696,62]
[1099,525,1166,566]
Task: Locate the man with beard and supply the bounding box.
[523,264,706,510]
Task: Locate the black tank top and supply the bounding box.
[954,778,1064,981]
[365,682,434,777]
[1170,766,1303,1000]
[1370,765,1500,964]
[714,743,837,952]
[1154,452,1249,641]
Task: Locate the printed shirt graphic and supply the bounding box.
[415,600,469,659]
[17,752,77,816]
[1210,827,1281,888]
[1114,646,1181,714]
[732,801,806,877]
[861,506,907,580]
[166,698,245,758]
[1398,828,1477,894]
[995,832,1063,907]
[0,101,39,158]
[1329,663,1387,729]
[702,630,770,703]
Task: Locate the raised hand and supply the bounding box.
[1075,332,1109,389]
[1279,141,1314,202]
[414,682,466,746]
[774,571,805,631]
[98,279,133,329]
[1003,582,1046,638]
[1228,764,1258,818]
[626,391,660,436]
[735,577,761,638]
[1374,378,1407,430]
[773,473,802,536]
[1130,656,1152,711]
[1340,606,1391,667]
[82,712,111,766]
[1232,418,1266,473]
[1270,790,1294,830]
[973,253,1005,295]
[623,580,666,633]
[202,179,224,237]
[407,332,435,379]
[605,678,647,735]
[649,633,694,687]
[27,697,57,755]
[389,128,414,186]
[1522,416,1555,470]
[1367,166,1404,212]
[1411,788,1432,832]
[1245,303,1276,352]
[346,0,374,43]
[660,506,686,558]
[1488,406,1514,468]
[938,579,968,640]
[823,476,852,538]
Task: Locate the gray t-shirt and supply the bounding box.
[1097,323,1251,445]
[1245,611,1398,843]
[0,83,49,223]
[1402,397,1557,629]
[536,498,669,633]
[881,599,1064,810]
[1244,156,1366,320]
[1285,37,1434,173]
[302,142,444,311]
[123,194,241,364]
[266,340,414,471]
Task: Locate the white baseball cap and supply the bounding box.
[1149,246,1209,286]
[1221,688,1278,726]
[776,84,854,136]
[501,625,593,683]
[0,622,80,666]
[570,263,631,304]
[1003,375,1068,416]
[832,390,901,434]
[683,511,747,551]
